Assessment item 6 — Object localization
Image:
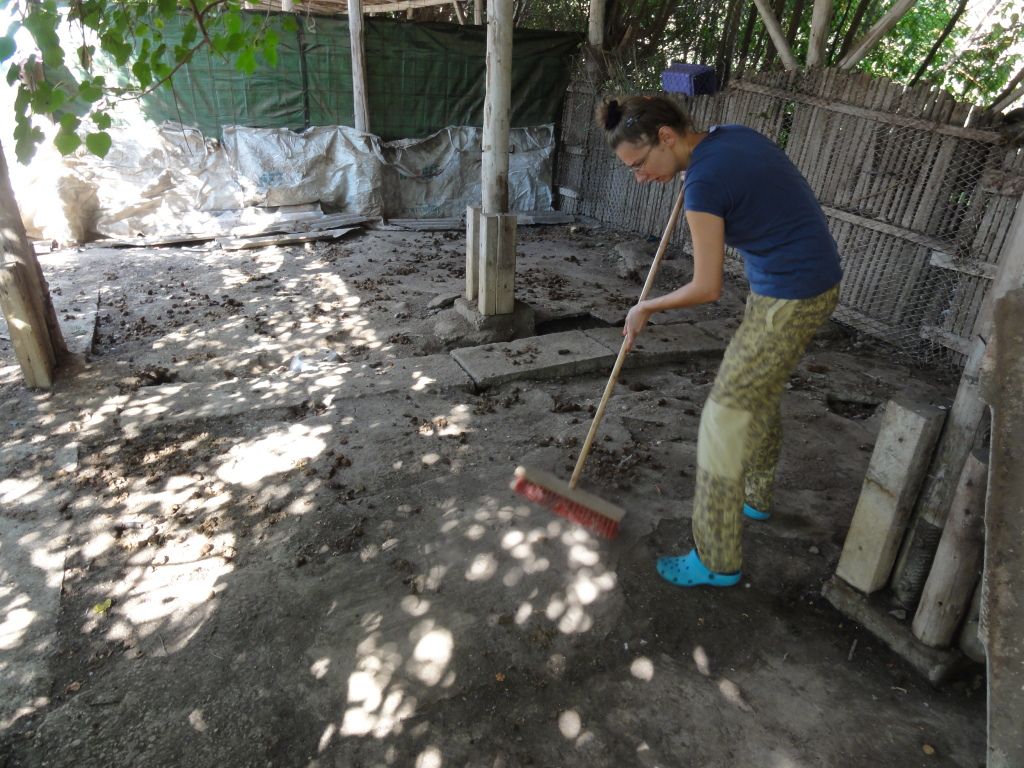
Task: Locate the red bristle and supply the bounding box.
[512,477,620,540]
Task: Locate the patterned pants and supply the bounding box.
[692,284,840,573]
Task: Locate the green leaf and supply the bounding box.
[59,112,80,131]
[54,129,82,156]
[181,21,198,48]
[158,0,177,17]
[85,131,112,158]
[227,13,243,35]
[7,62,19,86]
[0,36,15,63]
[91,598,113,614]
[78,80,103,102]
[93,111,112,130]
[133,60,152,89]
[235,48,257,75]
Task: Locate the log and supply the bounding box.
[588,0,604,48]
[911,449,987,647]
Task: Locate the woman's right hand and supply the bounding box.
[623,301,653,352]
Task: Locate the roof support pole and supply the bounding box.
[348,0,370,133]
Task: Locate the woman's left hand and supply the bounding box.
[623,301,652,352]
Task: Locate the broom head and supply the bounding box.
[511,465,624,540]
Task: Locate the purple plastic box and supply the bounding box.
[661,62,717,96]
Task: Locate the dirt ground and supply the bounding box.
[0,224,986,767]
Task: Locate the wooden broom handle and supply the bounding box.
[570,183,687,489]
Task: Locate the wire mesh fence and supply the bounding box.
[557,66,1024,369]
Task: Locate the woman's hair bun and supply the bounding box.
[604,99,622,130]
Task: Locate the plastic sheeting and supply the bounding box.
[17,122,556,242]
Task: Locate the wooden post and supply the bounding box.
[911,449,987,648]
[478,213,516,315]
[348,0,370,133]
[588,0,604,48]
[806,0,833,68]
[477,0,516,315]
[466,205,481,301]
[892,188,1024,607]
[281,0,294,10]
[474,0,483,24]
[983,287,1024,768]
[0,140,65,389]
[751,0,799,71]
[838,0,916,71]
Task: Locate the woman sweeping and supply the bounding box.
[596,95,842,588]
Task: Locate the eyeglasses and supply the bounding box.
[628,142,658,173]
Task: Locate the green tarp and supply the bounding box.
[143,14,580,141]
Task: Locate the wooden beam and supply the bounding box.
[363,0,452,12]
[478,213,515,315]
[465,205,481,301]
[751,0,799,71]
[838,0,916,71]
[806,0,833,68]
[588,0,604,48]
[473,0,482,24]
[348,0,370,132]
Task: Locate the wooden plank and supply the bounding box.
[465,205,481,302]
[217,226,358,250]
[929,250,999,279]
[730,80,1004,143]
[495,213,516,314]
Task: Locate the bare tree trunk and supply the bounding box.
[838,0,916,71]
[761,0,788,67]
[909,0,967,86]
[787,0,809,46]
[835,0,875,63]
[735,2,759,77]
[717,0,746,85]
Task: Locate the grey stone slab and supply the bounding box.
[582,323,727,368]
[0,516,69,728]
[119,354,472,437]
[54,288,100,358]
[451,330,616,389]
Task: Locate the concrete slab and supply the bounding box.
[119,354,473,437]
[450,330,616,390]
[583,322,727,367]
[0,516,69,729]
[54,287,99,358]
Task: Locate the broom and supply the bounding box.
[512,183,687,539]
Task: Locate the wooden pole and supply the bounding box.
[348,0,370,133]
[474,0,483,24]
[478,0,515,315]
[838,0,916,71]
[281,0,294,10]
[911,449,987,648]
[806,0,833,68]
[588,0,604,48]
[482,0,511,215]
[451,0,466,24]
[751,0,800,71]
[892,189,1024,607]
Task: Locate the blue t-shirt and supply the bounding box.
[683,124,842,299]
